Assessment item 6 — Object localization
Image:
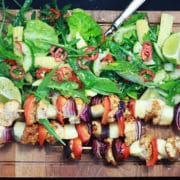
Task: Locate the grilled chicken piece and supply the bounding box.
[135,99,174,126]
[20,124,38,145]
[36,100,57,121]
[130,135,180,163]
[0,100,21,127]
[104,138,117,166]
[165,136,180,160]
[124,119,138,146]
[107,95,120,123]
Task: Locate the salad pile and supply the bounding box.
[0,0,179,106]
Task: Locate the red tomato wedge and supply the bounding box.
[38,124,48,147]
[56,96,67,126]
[141,41,152,62]
[71,137,83,160]
[101,96,111,125]
[76,123,91,143]
[146,138,158,167]
[24,94,37,126]
[118,116,125,137]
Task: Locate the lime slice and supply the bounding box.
[0,77,22,104]
[162,32,180,64]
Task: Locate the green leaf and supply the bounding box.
[66,8,102,43]
[24,20,58,56]
[39,118,66,146]
[122,12,146,27]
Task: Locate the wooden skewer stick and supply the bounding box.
[49,145,92,151]
[18,109,24,113]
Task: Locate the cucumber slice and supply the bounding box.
[153,43,164,61]
[133,41,142,54]
[19,42,34,72]
[92,50,109,76]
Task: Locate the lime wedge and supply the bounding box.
[162,32,180,64]
[0,77,22,104]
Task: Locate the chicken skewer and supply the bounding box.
[12,120,180,167]
[0,94,179,129]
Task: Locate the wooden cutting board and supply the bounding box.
[0,10,179,177]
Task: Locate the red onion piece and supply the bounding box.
[90,95,102,105]
[62,98,77,119]
[136,120,142,140]
[115,101,126,119]
[80,104,91,122]
[92,139,109,159]
[0,126,13,144]
[174,102,180,130]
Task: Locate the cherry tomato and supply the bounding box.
[76,122,91,143]
[10,65,25,80]
[102,96,111,125]
[176,64,180,69]
[24,94,37,126]
[139,69,155,82]
[36,68,52,79]
[84,46,99,61]
[146,138,158,167]
[141,42,152,62]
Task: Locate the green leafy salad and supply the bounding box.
[0,0,179,108]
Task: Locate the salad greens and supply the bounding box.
[24,20,59,56]
[66,8,102,45]
[0,0,179,109]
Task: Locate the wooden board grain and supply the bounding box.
[0,10,180,177]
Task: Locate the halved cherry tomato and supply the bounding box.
[146,138,158,167]
[38,124,48,147]
[36,68,51,79]
[10,65,25,80]
[139,69,155,82]
[101,54,115,63]
[76,123,91,143]
[50,46,67,62]
[24,94,37,126]
[102,96,111,125]
[84,46,99,61]
[56,96,67,126]
[3,59,17,66]
[70,137,83,160]
[141,42,152,62]
[47,8,61,20]
[118,116,125,137]
[128,99,135,117]
[121,143,130,159]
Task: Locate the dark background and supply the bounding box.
[5,0,180,10]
